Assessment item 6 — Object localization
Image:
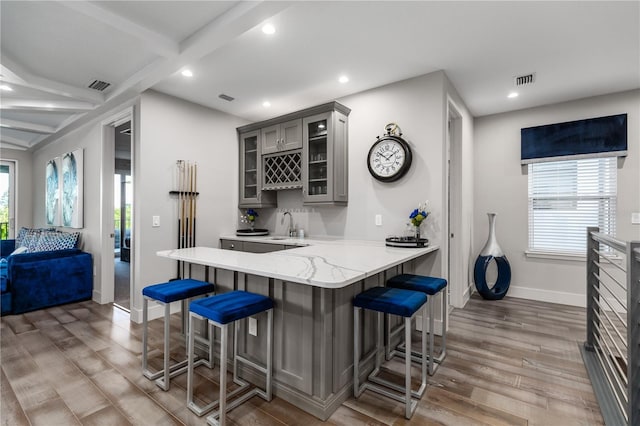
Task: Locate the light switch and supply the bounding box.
[632,212,640,225]
[152,216,160,227]
[375,214,382,226]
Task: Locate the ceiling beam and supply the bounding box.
[0,135,31,150]
[0,118,56,134]
[57,1,179,58]
[0,99,94,114]
[1,57,104,104]
[106,1,290,101]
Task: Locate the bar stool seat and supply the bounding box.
[387,274,448,375]
[142,278,215,391]
[353,286,428,419]
[187,290,274,426]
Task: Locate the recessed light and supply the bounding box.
[181,69,193,78]
[262,101,271,108]
[508,92,519,99]
[262,24,276,35]
[0,84,13,91]
[338,75,349,84]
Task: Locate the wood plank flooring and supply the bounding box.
[1,294,603,425]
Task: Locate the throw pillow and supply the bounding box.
[10,246,28,256]
[34,231,79,252]
[15,227,29,247]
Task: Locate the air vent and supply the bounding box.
[514,73,536,87]
[218,93,235,102]
[88,80,111,91]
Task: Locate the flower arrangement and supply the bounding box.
[241,209,259,230]
[409,200,430,239]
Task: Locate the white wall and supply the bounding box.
[135,90,247,321]
[0,148,33,234]
[474,89,640,306]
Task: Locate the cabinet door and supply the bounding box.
[239,131,260,204]
[261,124,280,155]
[302,112,333,203]
[280,119,302,151]
[239,131,276,208]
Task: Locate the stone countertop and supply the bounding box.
[158,238,439,289]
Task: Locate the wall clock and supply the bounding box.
[367,123,412,182]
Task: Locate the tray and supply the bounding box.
[236,229,270,236]
[385,236,429,248]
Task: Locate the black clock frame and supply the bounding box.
[367,135,413,182]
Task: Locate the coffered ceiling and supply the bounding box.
[1,1,638,151]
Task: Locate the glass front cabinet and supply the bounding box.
[239,131,276,208]
[237,102,349,208]
[302,110,349,205]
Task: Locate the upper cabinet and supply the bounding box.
[302,110,349,205]
[239,131,276,208]
[262,119,302,154]
[237,102,350,208]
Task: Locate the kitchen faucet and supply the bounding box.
[283,211,295,237]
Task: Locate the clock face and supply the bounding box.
[367,136,412,182]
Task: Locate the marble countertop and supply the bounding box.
[158,237,439,289]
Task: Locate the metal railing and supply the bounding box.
[583,227,639,426]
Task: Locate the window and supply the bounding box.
[528,157,616,255]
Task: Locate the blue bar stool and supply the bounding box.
[386,274,448,375]
[142,278,215,391]
[187,290,274,426]
[353,286,428,419]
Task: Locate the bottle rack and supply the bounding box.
[263,150,302,190]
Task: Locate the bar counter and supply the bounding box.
[157,238,439,420]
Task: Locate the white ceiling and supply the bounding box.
[1,1,638,152]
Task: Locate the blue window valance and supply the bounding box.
[521,114,627,164]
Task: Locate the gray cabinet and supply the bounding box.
[239,131,276,208]
[302,110,349,205]
[238,102,350,207]
[262,119,302,154]
[220,239,286,253]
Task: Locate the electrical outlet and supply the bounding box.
[632,212,640,225]
[375,214,382,226]
[152,216,160,227]
[248,317,257,336]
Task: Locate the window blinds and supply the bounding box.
[528,157,617,255]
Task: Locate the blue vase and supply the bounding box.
[474,213,511,300]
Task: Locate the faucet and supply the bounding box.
[282,211,294,237]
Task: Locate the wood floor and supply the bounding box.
[1,294,603,425]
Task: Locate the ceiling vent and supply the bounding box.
[514,73,536,87]
[88,80,111,91]
[218,93,235,102]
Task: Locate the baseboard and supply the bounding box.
[507,285,587,307]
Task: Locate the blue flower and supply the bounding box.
[409,201,430,227]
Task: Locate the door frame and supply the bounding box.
[446,97,466,309]
[98,107,134,304]
[0,160,17,239]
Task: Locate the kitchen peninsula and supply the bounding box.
[157,237,439,420]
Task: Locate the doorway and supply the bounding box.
[0,160,16,240]
[100,107,134,312]
[114,121,132,311]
